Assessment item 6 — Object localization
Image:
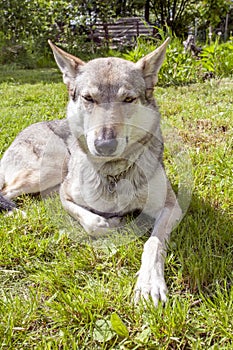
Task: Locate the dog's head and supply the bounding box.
[49,39,169,159]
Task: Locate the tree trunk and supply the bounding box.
[144,0,150,22]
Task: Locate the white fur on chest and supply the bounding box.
[64,150,167,218]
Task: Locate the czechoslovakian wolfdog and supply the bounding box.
[0,38,182,306]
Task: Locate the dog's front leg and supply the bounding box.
[60,184,120,234]
[134,188,182,306]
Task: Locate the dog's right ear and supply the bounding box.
[48,40,85,98]
[136,38,170,100]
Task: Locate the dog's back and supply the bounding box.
[0,119,70,200]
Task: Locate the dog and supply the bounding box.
[0,38,182,306]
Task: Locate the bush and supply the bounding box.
[200,40,233,78]
[159,37,199,86]
[1,28,232,83]
[121,36,233,86]
[121,36,199,86]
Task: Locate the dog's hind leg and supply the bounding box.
[0,167,26,212]
[0,168,5,191]
[1,169,41,199]
[0,119,70,202]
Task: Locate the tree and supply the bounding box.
[144,0,150,22]
[149,0,199,36]
[197,0,232,28]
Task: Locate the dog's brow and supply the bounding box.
[82,87,100,98]
[118,86,137,98]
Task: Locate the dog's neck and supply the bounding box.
[78,131,163,194]
[104,163,134,193]
[89,132,156,175]
[97,158,133,177]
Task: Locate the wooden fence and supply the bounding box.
[89,17,157,47]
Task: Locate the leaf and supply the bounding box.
[110,312,129,338]
[135,328,151,343]
[93,319,115,343]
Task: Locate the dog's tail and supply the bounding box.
[0,193,16,212]
[0,166,16,212]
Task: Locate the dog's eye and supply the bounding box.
[82,95,95,103]
[123,97,137,103]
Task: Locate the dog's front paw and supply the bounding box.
[107,216,121,228]
[81,212,122,235]
[134,272,167,307]
[81,213,110,234]
[133,236,168,307]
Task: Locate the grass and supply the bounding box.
[0,69,232,349]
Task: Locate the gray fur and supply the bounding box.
[0,38,182,306]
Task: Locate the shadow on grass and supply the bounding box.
[167,194,233,298]
[0,68,61,85]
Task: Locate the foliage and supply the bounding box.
[0,70,232,348]
[159,37,199,85]
[200,39,233,77]
[197,0,232,27]
[0,0,115,66]
[121,35,233,86]
[150,0,199,36]
[1,0,232,67]
[160,37,233,84]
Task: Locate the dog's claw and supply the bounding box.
[134,276,168,307]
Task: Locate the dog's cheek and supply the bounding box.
[67,101,86,136]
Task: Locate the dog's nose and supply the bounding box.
[94,138,118,156]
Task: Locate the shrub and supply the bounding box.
[159,37,199,86]
[121,36,199,86]
[121,36,233,86]
[200,40,233,78]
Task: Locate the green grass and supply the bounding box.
[0,69,232,349]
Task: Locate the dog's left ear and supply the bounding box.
[48,40,85,98]
[136,37,170,93]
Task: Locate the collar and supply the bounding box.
[105,164,133,193]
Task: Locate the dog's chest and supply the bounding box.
[66,153,167,218]
[67,158,148,214]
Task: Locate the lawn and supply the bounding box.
[0,68,232,349]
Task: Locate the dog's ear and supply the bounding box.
[136,38,170,97]
[48,40,85,98]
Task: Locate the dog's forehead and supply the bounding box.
[77,57,144,92]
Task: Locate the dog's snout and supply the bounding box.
[94,138,118,156]
[93,127,119,156]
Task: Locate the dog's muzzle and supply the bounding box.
[94,137,118,156]
[94,127,118,156]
